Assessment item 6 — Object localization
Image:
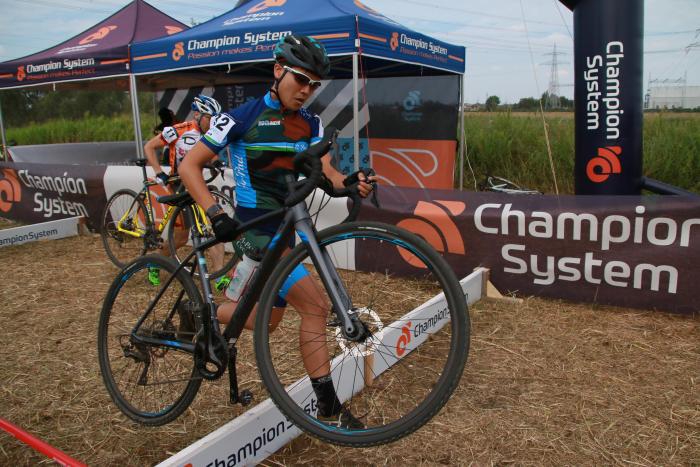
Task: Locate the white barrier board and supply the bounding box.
[158,268,485,467]
[0,216,82,248]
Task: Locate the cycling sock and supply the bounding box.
[311,374,342,417]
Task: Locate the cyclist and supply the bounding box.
[179,34,375,429]
[143,95,229,288]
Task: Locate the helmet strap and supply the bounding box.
[270,68,290,112]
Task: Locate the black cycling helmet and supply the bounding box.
[273,34,330,78]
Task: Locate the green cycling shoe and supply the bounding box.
[214,275,231,292]
[147,267,160,286]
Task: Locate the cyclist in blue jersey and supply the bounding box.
[179,34,375,429]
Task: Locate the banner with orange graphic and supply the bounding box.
[356,186,700,314]
[0,163,107,229]
[369,138,456,189]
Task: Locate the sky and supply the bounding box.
[0,0,698,103]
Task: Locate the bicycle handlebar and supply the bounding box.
[285,127,372,223]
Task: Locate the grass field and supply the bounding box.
[0,233,697,465]
[462,111,700,194]
[5,111,700,194]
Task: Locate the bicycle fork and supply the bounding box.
[291,204,364,341]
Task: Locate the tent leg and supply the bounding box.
[129,75,148,183]
[0,96,7,161]
[129,75,145,162]
[458,74,466,190]
[352,52,360,172]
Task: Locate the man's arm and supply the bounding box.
[178,141,218,212]
[144,134,166,174]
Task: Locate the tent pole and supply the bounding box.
[0,96,7,161]
[129,74,147,179]
[458,74,465,190]
[352,52,360,172]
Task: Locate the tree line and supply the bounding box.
[0,89,154,127]
[483,92,574,112]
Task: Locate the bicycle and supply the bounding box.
[479,174,542,195]
[97,129,470,447]
[100,159,236,278]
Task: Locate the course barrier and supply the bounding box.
[157,267,488,467]
[0,417,86,467]
[0,216,85,248]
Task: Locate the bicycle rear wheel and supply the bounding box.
[98,254,203,425]
[254,222,469,446]
[101,189,148,268]
[167,190,237,278]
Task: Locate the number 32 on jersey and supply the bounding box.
[205,114,236,146]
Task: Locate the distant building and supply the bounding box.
[645,85,700,109]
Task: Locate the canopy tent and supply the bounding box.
[0,0,187,159]
[130,0,465,76]
[0,0,186,90]
[129,0,467,183]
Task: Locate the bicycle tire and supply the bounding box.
[254,221,470,447]
[98,254,203,425]
[166,190,237,278]
[101,189,149,268]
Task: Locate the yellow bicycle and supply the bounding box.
[100,160,235,278]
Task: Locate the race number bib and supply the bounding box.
[161,126,178,143]
[205,114,235,146]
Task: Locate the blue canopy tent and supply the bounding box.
[130,0,467,184]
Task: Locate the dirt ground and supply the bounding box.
[0,230,698,466]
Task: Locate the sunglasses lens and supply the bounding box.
[288,67,321,90]
[292,72,310,87]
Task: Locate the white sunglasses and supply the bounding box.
[283,66,322,90]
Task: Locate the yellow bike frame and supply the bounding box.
[115,188,211,239]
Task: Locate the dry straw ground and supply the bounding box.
[0,228,698,466]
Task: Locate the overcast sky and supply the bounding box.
[0,0,697,103]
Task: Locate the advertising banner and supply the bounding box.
[357,187,700,314]
[0,163,108,229]
[572,0,644,194]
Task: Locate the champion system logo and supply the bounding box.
[0,169,22,213]
[396,200,466,268]
[172,42,185,61]
[16,66,25,82]
[390,32,399,51]
[247,0,286,14]
[586,146,622,183]
[79,25,117,45]
[165,25,184,35]
[395,321,412,357]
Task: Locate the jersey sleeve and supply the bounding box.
[160,126,179,144]
[201,112,242,153]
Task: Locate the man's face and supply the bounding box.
[274,63,322,111]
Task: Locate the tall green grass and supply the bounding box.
[5,114,153,145]
[463,111,700,194]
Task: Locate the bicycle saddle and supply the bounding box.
[156,191,193,208]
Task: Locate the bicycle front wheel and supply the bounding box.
[254,222,470,446]
[167,190,237,278]
[101,189,148,268]
[98,254,203,425]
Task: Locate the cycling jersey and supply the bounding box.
[201,92,323,210]
[160,121,202,173]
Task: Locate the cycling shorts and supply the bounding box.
[232,206,309,307]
